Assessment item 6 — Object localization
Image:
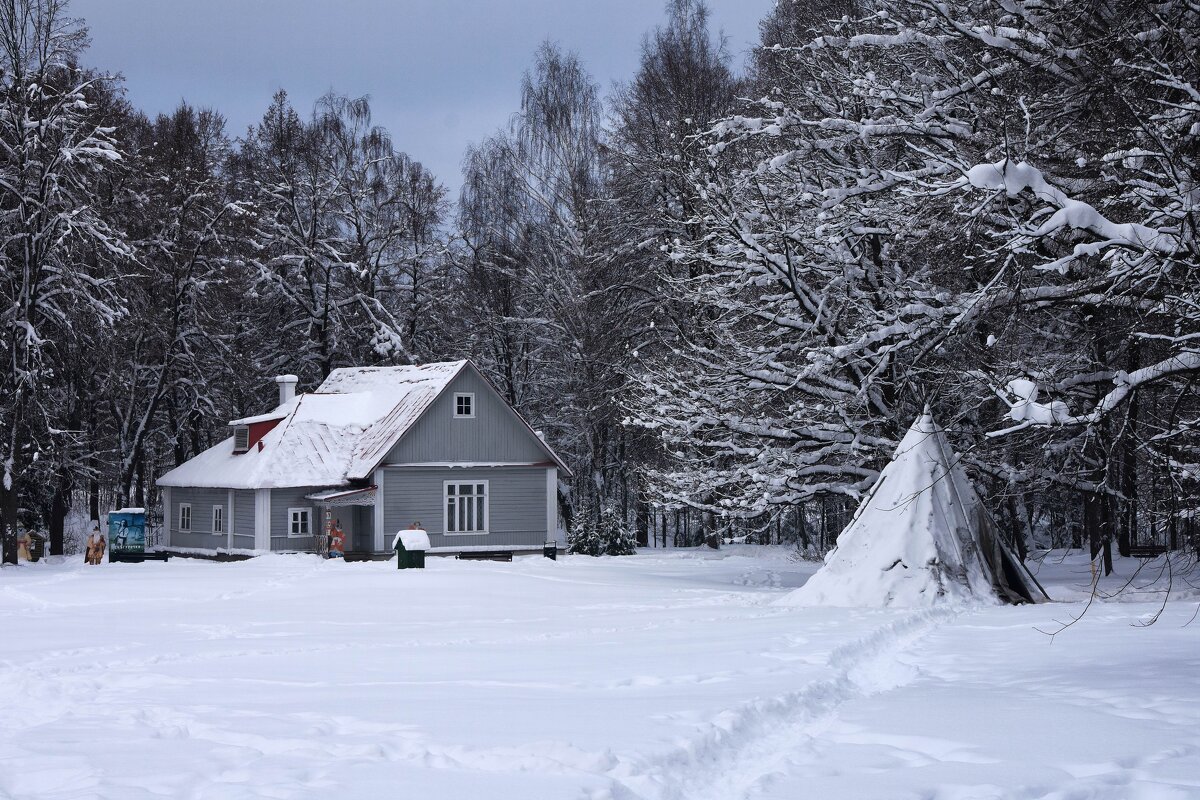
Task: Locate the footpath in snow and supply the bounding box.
[2,547,1199,799]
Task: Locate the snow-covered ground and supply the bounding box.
[3,547,1199,799]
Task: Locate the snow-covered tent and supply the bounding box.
[779,410,1049,608]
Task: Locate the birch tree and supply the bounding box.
[0,0,127,563]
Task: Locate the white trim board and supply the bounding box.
[373,468,385,551]
[162,488,172,548]
[382,462,556,469]
[546,467,558,545]
[254,489,271,551]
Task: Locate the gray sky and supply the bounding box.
[72,0,771,200]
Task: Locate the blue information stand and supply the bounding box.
[108,508,153,563]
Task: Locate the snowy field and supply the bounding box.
[3,548,1200,800]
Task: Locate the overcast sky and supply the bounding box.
[72,0,772,200]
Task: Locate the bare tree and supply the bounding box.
[0,0,128,563]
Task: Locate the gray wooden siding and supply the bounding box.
[233,490,255,537]
[382,466,548,550]
[167,487,228,550]
[385,369,551,465]
[270,487,320,552]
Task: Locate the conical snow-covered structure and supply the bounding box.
[780,410,1049,608]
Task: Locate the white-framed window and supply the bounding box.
[445,480,488,534]
[233,426,250,452]
[288,507,311,537]
[178,503,192,532]
[453,392,475,418]
[212,505,225,534]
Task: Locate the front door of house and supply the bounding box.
[352,507,374,552]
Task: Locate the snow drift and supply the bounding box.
[780,410,1048,608]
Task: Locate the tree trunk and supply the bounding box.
[556,486,571,539]
[1006,494,1028,561]
[1084,489,1115,576]
[49,473,69,556]
[135,449,146,509]
[0,483,18,565]
[634,484,649,548]
[1070,501,1083,550]
[1119,387,1139,558]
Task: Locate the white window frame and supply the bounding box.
[444,480,489,535]
[178,503,191,532]
[233,426,250,452]
[288,507,312,538]
[453,392,475,419]
[212,505,225,535]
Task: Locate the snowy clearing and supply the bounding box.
[3,548,1200,800]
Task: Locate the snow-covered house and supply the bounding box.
[157,361,569,556]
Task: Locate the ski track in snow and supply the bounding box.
[599,607,960,800]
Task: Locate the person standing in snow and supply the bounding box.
[84,524,106,565]
[327,520,346,559]
[16,528,31,561]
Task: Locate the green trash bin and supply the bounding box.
[393,529,430,569]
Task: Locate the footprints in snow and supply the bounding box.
[601,608,959,800]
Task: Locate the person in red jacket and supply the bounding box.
[327,520,346,559]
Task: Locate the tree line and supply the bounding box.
[1,0,1196,567]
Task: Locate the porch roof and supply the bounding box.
[306,485,378,506]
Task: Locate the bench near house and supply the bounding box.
[156,361,569,556]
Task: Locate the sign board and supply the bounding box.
[108,508,147,557]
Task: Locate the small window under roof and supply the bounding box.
[233,426,249,452]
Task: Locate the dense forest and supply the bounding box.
[0,0,1196,566]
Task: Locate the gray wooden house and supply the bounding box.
[157,361,569,555]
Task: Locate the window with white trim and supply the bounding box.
[178,503,191,532]
[212,505,225,534]
[453,392,475,418]
[445,481,488,534]
[288,508,311,537]
[233,426,249,452]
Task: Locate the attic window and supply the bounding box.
[454,393,475,419]
[233,426,249,452]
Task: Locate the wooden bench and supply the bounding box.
[1128,544,1168,559]
[110,551,171,563]
[455,551,513,563]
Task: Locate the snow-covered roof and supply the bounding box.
[306,486,377,502]
[392,529,431,551]
[158,361,467,489]
[228,406,294,426]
